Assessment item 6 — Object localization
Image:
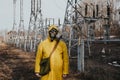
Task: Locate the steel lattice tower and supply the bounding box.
[63,0,84,54]
[11,0,17,45]
[13,0,17,31]
[17,0,24,48]
[27,0,36,52]
[63,0,84,72]
[33,0,43,51]
[27,0,43,52]
[28,0,36,37]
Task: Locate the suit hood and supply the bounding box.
[48,25,59,32]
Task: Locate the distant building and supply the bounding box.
[63,0,120,39]
[78,0,120,38]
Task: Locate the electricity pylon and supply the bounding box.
[27,0,43,52]
[63,0,84,72]
[27,0,36,52]
[33,0,43,52]
[11,0,17,45]
[17,0,25,48]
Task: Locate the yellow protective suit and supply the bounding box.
[35,25,69,80]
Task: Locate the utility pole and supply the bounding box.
[78,39,84,72]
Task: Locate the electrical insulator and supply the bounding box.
[107,5,110,16]
[96,5,99,17]
[93,9,95,18]
[85,5,87,16]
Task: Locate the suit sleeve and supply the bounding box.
[35,43,43,73]
[62,42,69,74]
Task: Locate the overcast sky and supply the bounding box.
[0,0,67,31]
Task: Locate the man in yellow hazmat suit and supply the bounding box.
[35,25,69,80]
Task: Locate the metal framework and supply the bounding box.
[5,0,120,72]
[62,0,120,72]
[26,0,36,52]
[8,0,17,45]
[16,0,24,49]
[33,0,43,51]
[13,0,18,46]
[26,0,43,52]
[63,0,85,72]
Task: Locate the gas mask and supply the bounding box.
[49,28,58,41]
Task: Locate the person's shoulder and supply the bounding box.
[38,39,47,45]
[59,40,66,45]
[41,39,48,44]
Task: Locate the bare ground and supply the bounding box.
[0,43,80,80]
[0,42,120,80]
